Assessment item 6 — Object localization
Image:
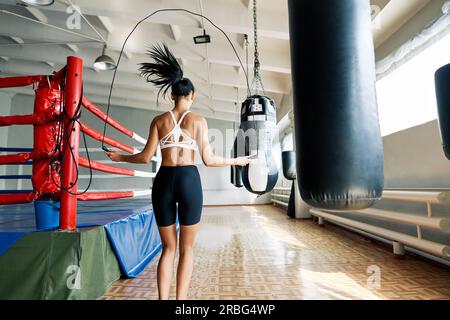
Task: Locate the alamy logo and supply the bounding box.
[66,5,82,30]
[66,265,81,290]
[367,265,381,290]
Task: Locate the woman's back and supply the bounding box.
[155,110,201,167]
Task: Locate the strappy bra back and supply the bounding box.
[160,110,198,150]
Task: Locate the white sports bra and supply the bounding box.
[160,110,198,150]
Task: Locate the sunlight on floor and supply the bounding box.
[297,269,383,300]
[102,205,450,300]
[242,206,308,249]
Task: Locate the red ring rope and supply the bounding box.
[79,157,135,176]
[77,191,134,201]
[82,97,134,138]
[0,75,45,88]
[0,152,34,165]
[80,122,135,154]
[0,192,36,205]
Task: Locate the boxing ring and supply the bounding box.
[0,56,161,299]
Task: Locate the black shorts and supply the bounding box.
[151,166,203,227]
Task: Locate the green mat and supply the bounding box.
[0,227,121,300]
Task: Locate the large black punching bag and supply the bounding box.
[435,64,450,160]
[287,0,384,210]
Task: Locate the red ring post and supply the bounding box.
[60,56,83,230]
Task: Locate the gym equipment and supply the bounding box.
[435,63,450,160]
[238,96,279,195]
[287,0,384,210]
[282,151,296,218]
[287,183,295,218]
[230,137,244,188]
[231,0,279,195]
[282,150,296,180]
[0,58,157,224]
[0,59,164,299]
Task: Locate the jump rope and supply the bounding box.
[101,8,253,153]
[52,8,260,196]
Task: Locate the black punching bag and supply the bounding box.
[282,151,296,180]
[435,64,450,160]
[287,183,296,218]
[282,151,296,218]
[230,137,244,188]
[287,0,384,210]
[240,96,279,195]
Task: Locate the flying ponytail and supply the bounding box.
[139,43,195,101]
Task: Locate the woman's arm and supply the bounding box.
[106,118,159,164]
[196,117,251,167]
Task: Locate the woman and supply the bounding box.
[106,44,251,300]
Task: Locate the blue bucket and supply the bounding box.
[34,200,60,230]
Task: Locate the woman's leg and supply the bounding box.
[174,166,203,300]
[176,224,200,300]
[157,224,177,300]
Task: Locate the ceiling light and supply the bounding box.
[93,45,116,71]
[20,0,55,6]
[193,30,211,45]
[94,55,116,71]
[443,1,450,14]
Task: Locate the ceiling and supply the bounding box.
[0,0,436,122]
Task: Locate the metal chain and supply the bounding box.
[245,34,249,80]
[251,0,265,95]
[253,0,259,73]
[244,34,251,97]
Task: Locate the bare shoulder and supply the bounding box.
[151,113,167,127]
[188,112,207,126]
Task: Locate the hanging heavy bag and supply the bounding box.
[287,183,296,218]
[287,0,384,210]
[281,150,296,218]
[239,95,279,195]
[435,63,450,160]
[282,150,296,181]
[282,150,297,218]
[230,137,244,188]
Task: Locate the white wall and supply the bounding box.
[339,120,450,245]
[383,120,450,188]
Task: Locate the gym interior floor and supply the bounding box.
[101,205,450,300]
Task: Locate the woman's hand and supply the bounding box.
[105,150,122,162]
[234,156,253,167]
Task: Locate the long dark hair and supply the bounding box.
[139,43,195,101]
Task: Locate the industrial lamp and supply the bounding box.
[20,0,55,6]
[193,30,211,45]
[93,45,117,71]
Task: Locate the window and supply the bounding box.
[376,32,450,136]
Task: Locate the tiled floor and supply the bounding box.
[101,205,450,300]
